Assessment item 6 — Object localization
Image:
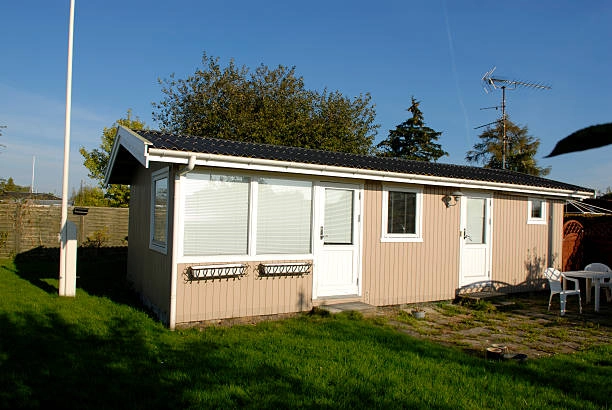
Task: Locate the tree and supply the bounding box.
[0,177,30,193]
[79,110,146,207]
[70,185,109,207]
[375,97,447,161]
[599,187,612,200]
[153,52,378,155]
[466,118,550,176]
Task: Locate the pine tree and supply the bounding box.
[466,118,550,176]
[376,97,447,161]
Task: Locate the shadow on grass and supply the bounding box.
[12,246,141,307]
[0,310,179,409]
[1,306,610,409]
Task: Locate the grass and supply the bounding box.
[1,256,611,409]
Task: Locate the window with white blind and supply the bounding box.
[256,178,312,254]
[465,197,486,244]
[182,172,250,256]
[381,185,423,242]
[150,168,169,254]
[324,188,354,245]
[180,172,313,258]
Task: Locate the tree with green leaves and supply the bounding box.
[153,52,379,155]
[70,185,109,207]
[376,97,447,161]
[466,118,550,176]
[79,110,146,207]
[0,177,30,194]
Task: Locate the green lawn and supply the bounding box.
[1,256,610,409]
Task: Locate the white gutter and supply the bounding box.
[178,154,196,176]
[147,148,594,199]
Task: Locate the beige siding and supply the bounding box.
[175,260,313,323]
[125,162,567,324]
[491,194,563,290]
[362,182,461,306]
[127,163,175,324]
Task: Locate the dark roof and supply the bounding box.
[134,129,593,194]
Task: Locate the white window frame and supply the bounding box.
[177,172,315,263]
[381,185,423,242]
[527,197,547,225]
[149,167,169,254]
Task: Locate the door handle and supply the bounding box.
[320,226,324,240]
[463,229,471,240]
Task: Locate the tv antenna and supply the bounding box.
[478,67,551,169]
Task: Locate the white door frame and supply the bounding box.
[312,181,363,299]
[459,192,493,287]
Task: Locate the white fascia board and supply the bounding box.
[104,126,152,185]
[147,148,594,200]
[116,126,151,167]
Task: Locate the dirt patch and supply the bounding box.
[378,291,612,360]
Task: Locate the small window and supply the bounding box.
[528,198,547,224]
[381,185,423,242]
[150,168,169,253]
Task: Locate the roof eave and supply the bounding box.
[104,125,152,185]
[146,148,594,199]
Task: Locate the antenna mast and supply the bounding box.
[481,67,551,169]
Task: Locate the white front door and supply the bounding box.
[313,183,362,298]
[459,193,492,287]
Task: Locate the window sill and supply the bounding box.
[527,219,547,225]
[380,236,423,243]
[149,242,168,255]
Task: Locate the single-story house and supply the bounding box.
[105,125,594,328]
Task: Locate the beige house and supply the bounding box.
[105,126,594,329]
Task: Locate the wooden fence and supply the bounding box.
[562,214,612,271]
[0,204,129,258]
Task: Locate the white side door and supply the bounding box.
[313,183,362,298]
[459,193,493,287]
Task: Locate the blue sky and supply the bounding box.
[1,0,610,195]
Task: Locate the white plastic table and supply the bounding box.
[563,270,612,312]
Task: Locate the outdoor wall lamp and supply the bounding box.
[442,191,463,208]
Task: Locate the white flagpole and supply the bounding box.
[59,0,76,296]
[31,156,35,193]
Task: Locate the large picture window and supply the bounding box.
[150,168,169,254]
[183,172,250,256]
[256,178,312,254]
[181,173,313,259]
[381,185,423,242]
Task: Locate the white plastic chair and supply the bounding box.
[585,263,612,302]
[544,267,582,316]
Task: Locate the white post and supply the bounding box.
[59,0,77,297]
[31,156,35,193]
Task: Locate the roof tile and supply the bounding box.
[136,129,593,193]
